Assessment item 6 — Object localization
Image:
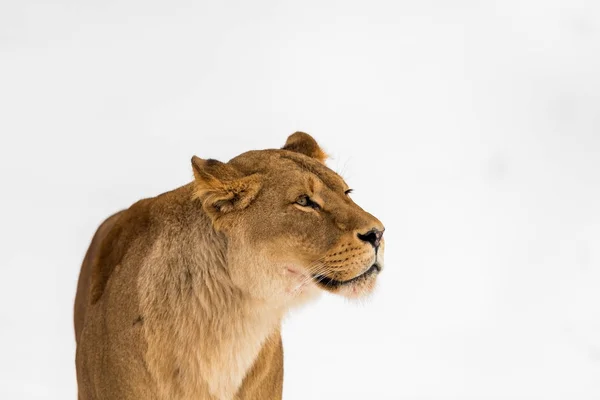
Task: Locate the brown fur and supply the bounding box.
[74,132,385,399]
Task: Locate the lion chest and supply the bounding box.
[140,297,280,400]
[146,318,277,399]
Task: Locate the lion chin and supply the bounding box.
[74,131,384,400]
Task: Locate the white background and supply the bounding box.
[1,0,599,399]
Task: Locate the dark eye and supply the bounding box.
[344,189,353,195]
[296,195,320,209]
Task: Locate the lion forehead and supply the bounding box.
[230,150,348,194]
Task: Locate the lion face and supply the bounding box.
[191,132,385,303]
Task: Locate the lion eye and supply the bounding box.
[296,195,320,209]
[296,196,308,206]
[344,189,353,195]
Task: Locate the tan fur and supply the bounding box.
[74,132,385,399]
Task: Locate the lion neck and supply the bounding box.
[138,184,285,399]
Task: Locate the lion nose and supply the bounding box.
[357,228,384,248]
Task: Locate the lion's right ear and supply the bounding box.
[191,156,262,222]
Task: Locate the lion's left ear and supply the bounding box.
[191,156,262,222]
[282,131,328,164]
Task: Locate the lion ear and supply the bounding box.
[191,156,262,222]
[282,132,328,163]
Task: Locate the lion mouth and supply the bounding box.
[312,263,382,289]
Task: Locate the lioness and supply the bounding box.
[74,132,385,400]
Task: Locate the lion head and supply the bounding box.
[191,132,385,303]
